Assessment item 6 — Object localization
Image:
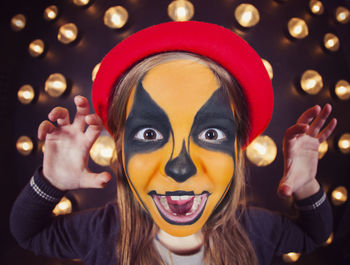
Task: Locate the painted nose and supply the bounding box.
[165,141,197,183]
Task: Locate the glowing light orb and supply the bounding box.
[300,70,323,95]
[324,33,340,52]
[11,14,26,31]
[16,136,34,156]
[338,133,350,154]
[43,5,58,21]
[331,186,348,206]
[246,135,277,167]
[309,0,324,15]
[18,84,35,104]
[234,4,260,28]
[45,73,67,97]
[58,23,78,44]
[335,6,350,24]
[168,0,194,22]
[335,80,350,100]
[90,136,116,166]
[288,18,309,39]
[104,6,128,29]
[53,197,72,216]
[261,59,273,80]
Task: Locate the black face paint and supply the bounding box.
[124,81,171,164]
[190,87,235,156]
[165,140,197,183]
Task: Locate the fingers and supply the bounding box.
[297,105,321,124]
[38,120,56,140]
[80,172,112,189]
[85,114,103,144]
[307,104,332,137]
[73,96,90,131]
[284,123,309,141]
[318,118,337,143]
[48,107,70,126]
[277,182,293,198]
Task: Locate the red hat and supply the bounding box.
[92,21,273,147]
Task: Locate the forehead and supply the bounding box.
[126,59,220,118]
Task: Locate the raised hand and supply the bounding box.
[38,96,111,191]
[277,104,337,199]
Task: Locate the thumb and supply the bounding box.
[80,171,112,189]
[277,177,293,198]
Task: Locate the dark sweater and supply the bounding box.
[10,168,332,265]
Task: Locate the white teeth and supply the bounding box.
[170,195,193,201]
[160,196,170,210]
[156,194,207,217]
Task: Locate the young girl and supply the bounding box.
[10,21,337,265]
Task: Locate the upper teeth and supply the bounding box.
[170,195,192,201]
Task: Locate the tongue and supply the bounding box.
[166,197,194,215]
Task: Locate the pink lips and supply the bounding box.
[152,193,209,224]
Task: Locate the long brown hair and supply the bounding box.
[108,52,258,265]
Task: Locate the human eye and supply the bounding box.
[134,127,164,142]
[198,128,227,144]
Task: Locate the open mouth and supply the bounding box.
[148,190,210,225]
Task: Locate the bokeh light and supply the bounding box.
[90,135,116,166]
[335,80,350,100]
[92,63,101,82]
[16,136,34,156]
[43,5,58,21]
[17,84,35,104]
[318,141,328,159]
[246,135,277,167]
[323,33,340,52]
[45,73,67,97]
[331,186,348,206]
[58,23,78,44]
[11,14,26,31]
[28,39,45,57]
[234,4,260,28]
[262,58,273,80]
[300,70,323,95]
[52,197,73,216]
[335,6,350,24]
[73,0,90,6]
[104,6,128,29]
[324,233,333,246]
[309,0,324,15]
[338,133,350,154]
[168,0,194,22]
[288,18,309,39]
[283,252,301,263]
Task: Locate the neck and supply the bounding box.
[157,229,204,255]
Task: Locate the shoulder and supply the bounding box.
[239,206,284,246]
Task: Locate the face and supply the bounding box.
[122,59,236,237]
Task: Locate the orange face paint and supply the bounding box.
[122,59,236,236]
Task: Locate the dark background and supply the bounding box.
[1,0,349,264]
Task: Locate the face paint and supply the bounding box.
[123,59,235,237]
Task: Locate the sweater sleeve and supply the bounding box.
[9,167,119,261]
[243,187,332,265]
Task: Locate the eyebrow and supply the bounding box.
[126,82,170,123]
[192,87,235,125]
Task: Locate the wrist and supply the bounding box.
[42,167,66,191]
[293,179,320,200]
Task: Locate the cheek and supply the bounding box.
[191,143,234,190]
[125,142,173,192]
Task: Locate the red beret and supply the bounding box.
[92,21,273,147]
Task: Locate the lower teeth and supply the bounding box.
[159,194,203,216]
